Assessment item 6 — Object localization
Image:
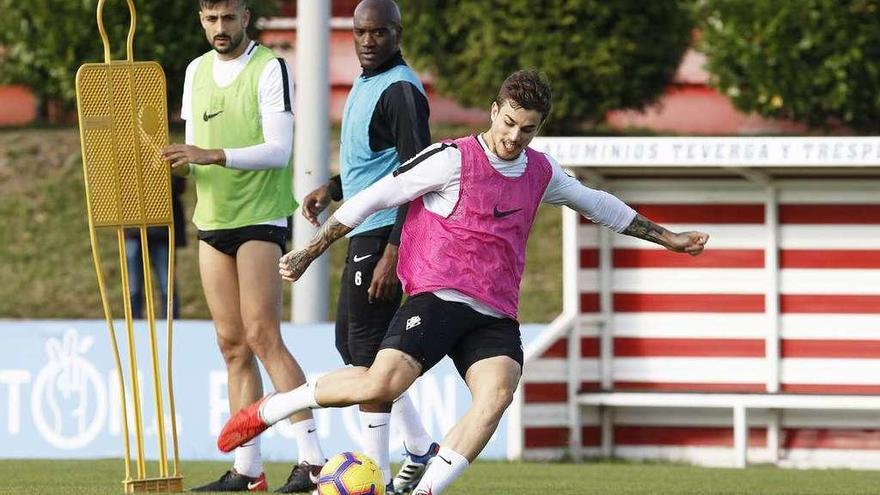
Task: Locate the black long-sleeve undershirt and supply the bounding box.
[329,53,431,244]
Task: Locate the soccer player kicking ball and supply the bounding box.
[219,70,709,495]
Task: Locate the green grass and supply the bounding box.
[0,127,562,322]
[2,459,880,494]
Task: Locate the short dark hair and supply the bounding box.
[495,70,552,121]
[199,0,248,10]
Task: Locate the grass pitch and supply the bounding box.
[2,459,880,495]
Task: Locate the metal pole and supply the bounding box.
[292,0,330,323]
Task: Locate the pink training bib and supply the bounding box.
[397,135,552,319]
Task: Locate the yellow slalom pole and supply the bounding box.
[118,229,147,478]
[166,224,182,477]
[87,228,133,483]
[127,30,169,474]
[139,225,170,477]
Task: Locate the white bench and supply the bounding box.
[577,392,880,468]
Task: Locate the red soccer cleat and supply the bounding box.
[218,395,273,453]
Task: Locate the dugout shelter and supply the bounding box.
[510,136,880,469]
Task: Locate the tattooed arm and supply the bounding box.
[279,217,352,282]
[623,214,709,256]
[539,158,709,255]
[280,148,454,282]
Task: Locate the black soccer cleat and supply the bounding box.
[191,470,268,492]
[273,461,322,493]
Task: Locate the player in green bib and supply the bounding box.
[162,1,324,492]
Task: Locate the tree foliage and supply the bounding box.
[0,0,277,119]
[397,0,693,133]
[697,0,880,133]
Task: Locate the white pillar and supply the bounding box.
[567,324,582,461]
[733,404,748,468]
[767,409,780,464]
[600,407,614,458]
[561,204,579,314]
[291,0,330,323]
[764,184,781,393]
[506,382,524,460]
[562,205,581,460]
[598,226,613,390]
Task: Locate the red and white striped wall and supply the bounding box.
[511,137,880,469]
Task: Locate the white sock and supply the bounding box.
[261,382,319,424]
[359,411,391,485]
[290,418,325,467]
[393,392,433,455]
[413,446,468,495]
[233,437,262,477]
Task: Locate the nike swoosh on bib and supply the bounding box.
[203,110,223,121]
[493,205,522,218]
[352,254,373,262]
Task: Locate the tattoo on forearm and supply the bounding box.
[623,215,668,246]
[311,216,352,252]
[281,217,353,279]
[283,250,317,280]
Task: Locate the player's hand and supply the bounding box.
[279,248,317,282]
[666,231,709,256]
[302,184,332,227]
[368,244,400,303]
[170,163,190,177]
[161,144,225,169]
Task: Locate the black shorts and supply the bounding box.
[198,223,289,257]
[335,234,402,367]
[379,293,523,378]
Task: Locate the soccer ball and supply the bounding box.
[317,452,385,495]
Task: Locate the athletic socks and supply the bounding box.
[359,411,392,484]
[260,382,319,424]
[393,392,434,456]
[233,437,263,478]
[258,384,325,467]
[290,418,325,467]
[412,446,468,495]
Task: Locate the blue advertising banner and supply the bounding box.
[0,320,543,461]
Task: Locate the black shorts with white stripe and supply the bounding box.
[379,292,523,378]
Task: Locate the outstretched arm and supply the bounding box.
[279,149,452,282]
[622,214,709,256]
[541,157,708,255]
[279,217,352,282]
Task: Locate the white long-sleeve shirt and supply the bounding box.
[182,41,294,170]
[335,134,637,317]
[181,40,294,228]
